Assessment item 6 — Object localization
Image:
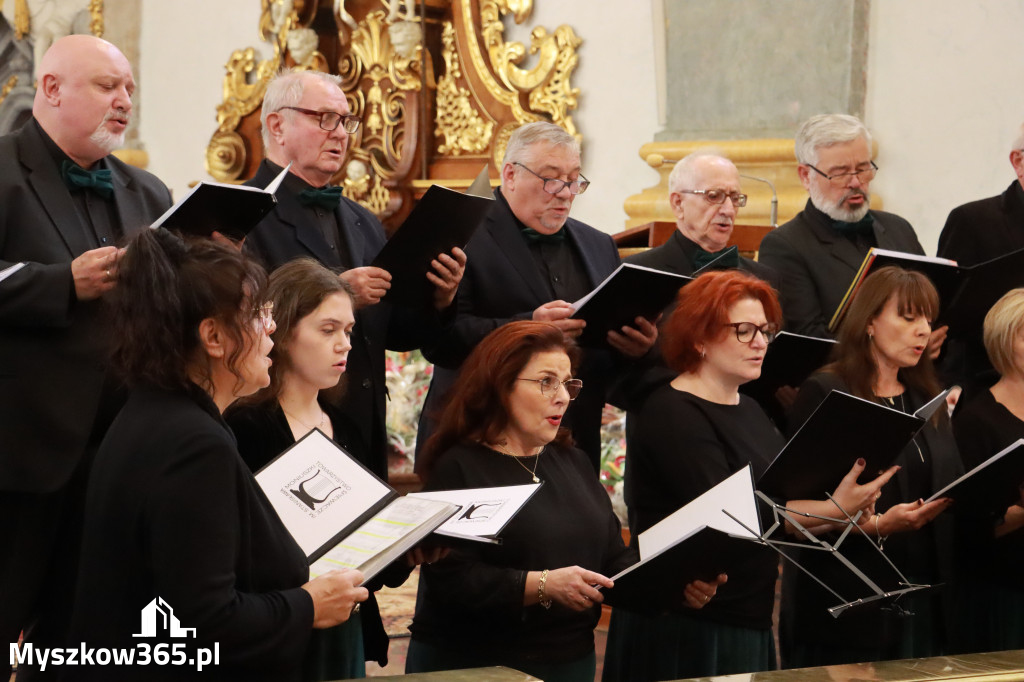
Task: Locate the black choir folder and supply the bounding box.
[829,247,1024,337]
[927,438,1024,518]
[602,467,762,612]
[571,263,691,347]
[371,184,493,307]
[151,163,290,240]
[757,388,949,501]
[256,430,538,581]
[741,332,836,406]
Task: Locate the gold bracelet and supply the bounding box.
[538,569,552,609]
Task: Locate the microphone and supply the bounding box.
[740,174,778,229]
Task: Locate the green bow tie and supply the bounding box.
[61,160,113,199]
[298,186,343,210]
[693,245,740,271]
[832,214,875,236]
[521,227,566,245]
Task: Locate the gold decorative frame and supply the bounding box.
[205,0,583,232]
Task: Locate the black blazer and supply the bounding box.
[937,181,1024,266]
[243,161,438,478]
[0,120,171,492]
[626,228,779,285]
[758,200,925,338]
[419,190,622,470]
[68,386,313,681]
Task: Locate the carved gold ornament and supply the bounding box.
[0,75,17,107]
[435,21,493,156]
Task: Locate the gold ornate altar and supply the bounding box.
[206,0,583,233]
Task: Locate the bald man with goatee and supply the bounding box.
[0,35,171,672]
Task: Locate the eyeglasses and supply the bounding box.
[278,106,361,134]
[517,376,583,400]
[676,189,747,207]
[253,302,275,331]
[513,162,590,195]
[723,322,777,344]
[805,161,878,185]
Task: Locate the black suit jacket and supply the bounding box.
[68,386,313,681]
[758,200,925,338]
[625,228,781,287]
[0,120,172,493]
[243,161,437,478]
[419,190,622,471]
[937,181,1024,266]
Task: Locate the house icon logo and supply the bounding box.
[132,597,196,638]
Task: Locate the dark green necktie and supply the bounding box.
[521,227,566,245]
[693,244,740,271]
[298,186,343,210]
[832,214,875,236]
[61,160,113,200]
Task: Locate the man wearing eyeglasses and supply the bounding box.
[243,68,465,485]
[417,121,658,474]
[626,152,778,286]
[759,114,926,339]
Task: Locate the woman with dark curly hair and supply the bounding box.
[67,230,366,681]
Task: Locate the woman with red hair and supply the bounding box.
[603,270,895,681]
[406,321,721,682]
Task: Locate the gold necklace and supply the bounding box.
[491,443,544,483]
[282,406,327,434]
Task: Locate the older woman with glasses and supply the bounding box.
[781,266,961,667]
[406,321,655,682]
[602,270,897,682]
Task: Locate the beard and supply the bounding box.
[808,183,871,222]
[89,111,129,154]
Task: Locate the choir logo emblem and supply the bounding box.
[288,464,348,511]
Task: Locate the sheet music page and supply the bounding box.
[308,496,454,578]
[409,483,541,539]
[255,430,392,557]
[637,466,760,560]
[0,262,26,283]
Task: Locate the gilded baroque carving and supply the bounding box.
[435,21,493,156]
[88,0,103,37]
[338,8,421,215]
[0,75,17,107]
[459,0,581,138]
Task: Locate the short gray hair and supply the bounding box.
[260,69,344,149]
[794,114,872,166]
[501,121,579,168]
[1012,122,1024,152]
[668,149,729,193]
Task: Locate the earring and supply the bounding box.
[700,347,705,359]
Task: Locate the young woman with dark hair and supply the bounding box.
[67,230,367,681]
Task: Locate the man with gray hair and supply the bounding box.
[627,151,777,285]
[417,121,658,473]
[759,114,925,338]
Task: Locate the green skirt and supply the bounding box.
[602,609,775,681]
[302,611,365,681]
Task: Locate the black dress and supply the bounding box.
[952,388,1024,651]
[780,372,963,668]
[406,442,635,680]
[67,386,313,681]
[224,399,396,678]
[603,385,783,681]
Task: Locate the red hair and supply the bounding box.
[418,321,579,482]
[662,270,782,373]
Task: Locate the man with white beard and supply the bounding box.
[759,114,926,338]
[0,35,170,672]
